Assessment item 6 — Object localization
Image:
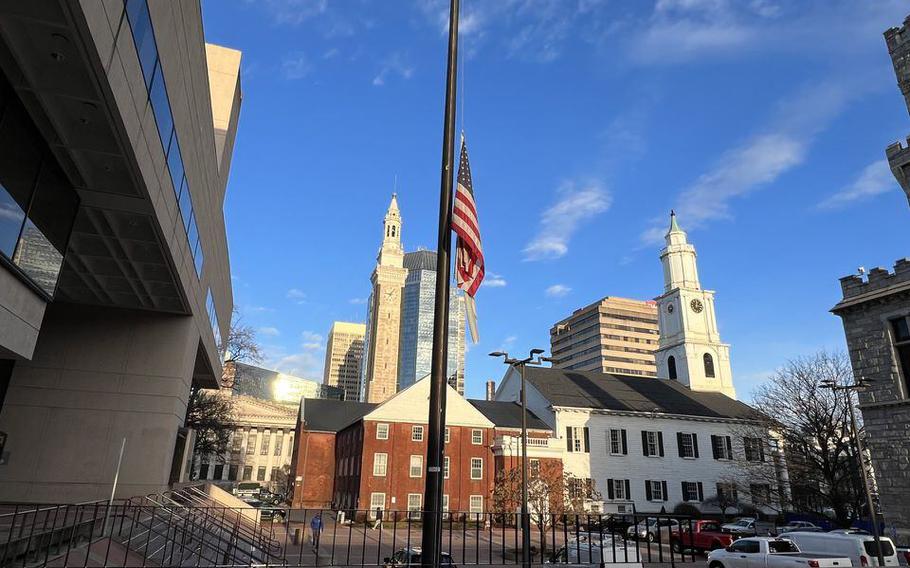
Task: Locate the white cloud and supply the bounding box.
[523,181,611,261]
[281,52,312,79]
[484,273,508,288]
[301,331,323,351]
[545,284,572,298]
[640,80,858,244]
[817,160,896,210]
[254,0,328,26]
[349,297,368,305]
[372,53,414,86]
[286,288,307,304]
[259,327,281,337]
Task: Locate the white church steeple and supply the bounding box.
[377,193,404,268]
[654,212,737,399]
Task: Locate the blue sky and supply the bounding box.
[202,0,910,402]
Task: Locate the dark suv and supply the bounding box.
[384,548,457,568]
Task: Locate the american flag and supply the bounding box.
[452,134,483,343]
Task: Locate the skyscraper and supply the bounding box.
[398,250,466,394]
[654,212,736,399]
[550,297,659,376]
[360,195,408,403]
[323,321,366,400]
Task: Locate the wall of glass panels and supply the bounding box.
[205,288,221,352]
[123,0,204,280]
[0,71,79,296]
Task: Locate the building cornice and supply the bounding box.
[550,405,762,426]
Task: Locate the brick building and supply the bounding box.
[289,377,560,514]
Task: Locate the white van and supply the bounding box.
[782,531,900,567]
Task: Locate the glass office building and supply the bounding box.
[398,250,466,394]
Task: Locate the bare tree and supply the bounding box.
[747,351,864,526]
[702,476,743,522]
[220,308,263,367]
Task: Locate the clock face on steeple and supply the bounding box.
[667,304,674,313]
[690,299,704,313]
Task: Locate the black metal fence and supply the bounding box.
[0,502,703,567]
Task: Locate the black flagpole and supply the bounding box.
[422,0,459,566]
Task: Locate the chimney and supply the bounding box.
[485,380,496,401]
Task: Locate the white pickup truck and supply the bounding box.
[708,537,853,568]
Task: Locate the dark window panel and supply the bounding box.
[0,101,42,256]
[149,65,173,150]
[125,0,157,90]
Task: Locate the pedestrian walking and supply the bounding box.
[310,512,324,550]
[372,507,383,531]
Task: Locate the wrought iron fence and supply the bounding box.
[0,501,703,567]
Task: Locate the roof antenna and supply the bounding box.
[394,173,398,196]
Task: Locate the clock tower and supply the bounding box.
[361,194,408,403]
[654,212,736,399]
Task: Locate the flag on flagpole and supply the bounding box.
[452,133,484,343]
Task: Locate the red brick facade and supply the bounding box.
[336,420,495,515]
[289,430,337,508]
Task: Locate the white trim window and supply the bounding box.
[407,493,422,514]
[471,429,483,445]
[470,457,483,480]
[679,433,696,458]
[442,494,450,513]
[444,456,450,479]
[370,493,385,514]
[608,429,625,455]
[445,427,450,444]
[412,425,424,442]
[612,479,626,500]
[682,481,703,502]
[373,453,388,477]
[409,455,423,478]
[469,495,483,514]
[376,423,390,440]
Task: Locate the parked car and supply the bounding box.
[776,522,823,535]
[546,535,634,564]
[671,519,735,554]
[707,537,852,568]
[580,514,635,535]
[233,481,261,500]
[626,518,680,543]
[722,518,775,536]
[244,499,286,522]
[782,530,900,566]
[383,548,457,568]
[897,547,909,566]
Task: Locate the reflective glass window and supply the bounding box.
[179,182,192,231]
[125,0,157,90]
[186,213,198,256]
[166,131,183,195]
[0,101,41,257]
[149,65,172,149]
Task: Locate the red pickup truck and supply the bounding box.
[672,520,736,554]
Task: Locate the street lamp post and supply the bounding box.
[820,377,884,566]
[490,349,547,568]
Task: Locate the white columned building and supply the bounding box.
[655,212,736,399]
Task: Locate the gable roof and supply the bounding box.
[468,400,550,430]
[522,367,763,421]
[300,399,377,432]
[364,375,495,428]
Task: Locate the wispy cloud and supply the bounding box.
[301,331,324,351]
[281,52,312,79]
[484,273,508,288]
[261,330,326,380]
[545,284,572,298]
[253,0,328,26]
[817,160,897,210]
[524,181,611,261]
[259,327,281,337]
[372,53,414,86]
[286,288,307,304]
[640,79,860,244]
[349,297,368,305]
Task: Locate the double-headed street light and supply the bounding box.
[490,349,549,568]
[819,376,884,566]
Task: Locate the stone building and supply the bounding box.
[550,296,659,377]
[829,14,910,545]
[323,321,366,401]
[0,2,240,501]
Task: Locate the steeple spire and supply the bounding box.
[669,210,680,233]
[378,192,403,267]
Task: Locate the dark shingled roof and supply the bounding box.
[404,250,437,271]
[523,367,763,421]
[301,399,377,432]
[468,400,550,430]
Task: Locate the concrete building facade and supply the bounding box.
[323,321,366,401]
[0,2,240,502]
[655,213,736,399]
[495,367,789,516]
[360,195,407,403]
[399,250,466,394]
[550,297,659,377]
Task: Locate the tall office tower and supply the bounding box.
[360,195,408,403]
[550,296,659,377]
[0,2,241,501]
[398,250,466,394]
[323,321,366,400]
[654,212,736,399]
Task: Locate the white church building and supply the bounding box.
[495,213,789,515]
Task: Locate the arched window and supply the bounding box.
[386,226,390,237]
[704,353,715,378]
[668,356,677,380]
[391,226,396,237]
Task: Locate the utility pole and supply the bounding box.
[490,349,548,568]
[421,0,459,566]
